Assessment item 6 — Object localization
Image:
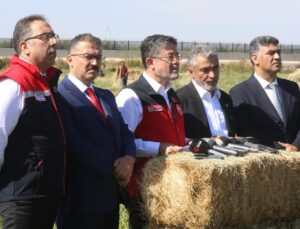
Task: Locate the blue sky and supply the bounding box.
[1,0,300,44]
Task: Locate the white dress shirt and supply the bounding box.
[0,58,48,171]
[116,73,173,157]
[0,79,24,170]
[192,80,228,137]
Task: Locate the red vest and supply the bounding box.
[0,55,66,201]
[127,76,185,197]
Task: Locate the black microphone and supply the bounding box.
[188,139,226,158]
[213,136,254,153]
[202,138,239,156]
[236,137,278,153]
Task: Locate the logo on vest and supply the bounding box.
[34,92,46,102]
[147,104,163,112]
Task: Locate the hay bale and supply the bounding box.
[140,152,300,228]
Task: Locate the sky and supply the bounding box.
[1,0,300,45]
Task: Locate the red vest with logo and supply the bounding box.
[0,55,65,201]
[127,75,185,197]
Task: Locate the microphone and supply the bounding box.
[212,136,254,153]
[236,137,278,153]
[201,138,239,156]
[188,139,227,158]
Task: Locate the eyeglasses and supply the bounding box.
[151,54,181,63]
[199,65,219,74]
[70,53,102,63]
[25,32,59,42]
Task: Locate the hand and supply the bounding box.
[114,155,135,187]
[278,141,299,152]
[158,143,182,156]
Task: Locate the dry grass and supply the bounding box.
[141,152,300,229]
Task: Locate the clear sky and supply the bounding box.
[1,0,300,44]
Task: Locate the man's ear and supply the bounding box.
[251,53,259,66]
[20,41,30,55]
[146,57,154,68]
[188,67,194,75]
[66,55,73,68]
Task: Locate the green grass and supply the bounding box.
[93,58,295,95]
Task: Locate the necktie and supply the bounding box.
[85,88,108,123]
[268,83,284,121]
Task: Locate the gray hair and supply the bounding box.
[13,14,47,54]
[249,35,279,65]
[189,44,218,68]
[68,33,102,54]
[140,34,177,69]
[249,35,279,54]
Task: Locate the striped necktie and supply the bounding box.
[268,83,284,121]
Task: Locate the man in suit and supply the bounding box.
[116,34,186,228]
[230,35,300,151]
[57,33,136,229]
[177,45,235,139]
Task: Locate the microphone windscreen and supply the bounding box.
[201,138,216,148]
[189,139,210,155]
[213,136,230,146]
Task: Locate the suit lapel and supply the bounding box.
[249,76,284,124]
[219,91,233,135]
[93,88,117,130]
[188,82,211,136]
[277,79,291,124]
[62,77,110,127]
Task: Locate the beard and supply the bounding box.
[170,72,179,81]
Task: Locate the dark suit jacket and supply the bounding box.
[57,76,136,214]
[229,75,300,148]
[176,81,235,139]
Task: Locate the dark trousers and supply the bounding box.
[121,76,127,88]
[127,198,148,229]
[0,197,60,229]
[57,206,119,229]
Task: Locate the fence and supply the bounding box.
[1,38,300,53]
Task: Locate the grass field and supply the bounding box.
[0,58,297,228]
[93,58,295,96]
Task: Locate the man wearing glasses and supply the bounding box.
[116,34,186,228]
[0,15,65,229]
[56,33,136,229]
[176,45,235,139]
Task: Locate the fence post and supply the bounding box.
[219,42,222,52]
[244,43,246,52]
[291,44,293,53]
[127,40,130,50]
[232,43,234,52]
[181,41,183,51]
[113,40,116,50]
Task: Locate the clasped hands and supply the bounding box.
[114,155,135,187]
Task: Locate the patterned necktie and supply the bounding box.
[85,88,108,123]
[268,83,284,121]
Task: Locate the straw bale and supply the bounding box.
[140,152,300,228]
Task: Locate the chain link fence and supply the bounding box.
[1,38,300,53]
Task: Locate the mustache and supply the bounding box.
[87,66,99,72]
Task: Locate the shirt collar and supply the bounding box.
[68,74,93,93]
[143,72,173,94]
[254,72,278,89]
[192,79,221,99]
